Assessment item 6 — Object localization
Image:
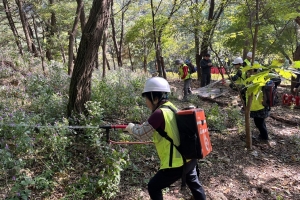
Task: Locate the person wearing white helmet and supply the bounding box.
[125,77,206,200]
[244,51,257,76]
[244,52,252,67]
[230,57,246,88]
[175,59,192,101]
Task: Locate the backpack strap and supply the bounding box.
[156,128,176,167]
[156,105,188,189]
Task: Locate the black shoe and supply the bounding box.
[252,135,268,143]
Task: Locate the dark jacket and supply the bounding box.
[295,73,300,89]
[200,59,212,74]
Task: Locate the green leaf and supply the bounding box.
[246,83,262,96]
[241,66,253,72]
[275,69,296,79]
[244,71,269,83]
[269,60,283,68]
[293,61,300,69]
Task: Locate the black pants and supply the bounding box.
[253,117,268,140]
[201,73,211,87]
[148,159,206,200]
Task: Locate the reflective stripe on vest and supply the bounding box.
[153,102,183,169]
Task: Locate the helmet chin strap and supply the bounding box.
[151,92,168,112]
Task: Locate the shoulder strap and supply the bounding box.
[156,105,188,189]
[155,105,178,166]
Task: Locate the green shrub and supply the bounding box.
[91,69,150,123]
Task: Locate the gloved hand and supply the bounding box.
[125,123,135,135]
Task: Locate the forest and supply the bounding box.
[0,0,300,199]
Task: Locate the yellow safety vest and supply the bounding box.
[153,102,184,169]
[246,91,265,111]
[179,64,191,80]
[236,66,246,85]
[244,59,251,67]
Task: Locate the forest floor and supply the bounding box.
[115,79,300,200]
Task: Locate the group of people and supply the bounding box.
[123,52,300,200]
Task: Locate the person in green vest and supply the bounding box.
[175,59,192,102]
[244,52,257,76]
[229,57,247,110]
[229,57,246,89]
[246,88,270,141]
[244,52,252,67]
[125,77,206,200]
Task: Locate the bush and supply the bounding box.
[91,69,150,123]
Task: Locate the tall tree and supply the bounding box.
[67,0,112,117]
[151,0,184,78]
[68,0,85,75]
[15,0,37,55]
[110,0,130,68]
[291,16,300,93]
[198,0,229,84]
[3,0,23,55]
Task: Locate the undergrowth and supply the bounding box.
[0,53,242,199]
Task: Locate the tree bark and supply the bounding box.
[110,0,127,68]
[32,14,45,75]
[102,28,108,77]
[245,94,253,149]
[15,0,37,54]
[3,0,23,55]
[67,0,112,117]
[291,17,300,94]
[68,0,84,75]
[128,45,134,71]
[45,0,57,61]
[198,0,227,86]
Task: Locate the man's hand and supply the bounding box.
[208,63,212,66]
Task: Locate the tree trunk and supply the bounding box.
[198,0,227,85]
[45,0,56,61]
[161,56,166,79]
[3,0,23,55]
[102,28,108,78]
[291,17,300,94]
[67,0,112,117]
[128,45,134,71]
[110,1,123,67]
[15,0,37,55]
[105,57,111,70]
[32,14,46,75]
[245,94,253,149]
[143,54,147,73]
[68,0,84,75]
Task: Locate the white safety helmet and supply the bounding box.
[247,52,252,58]
[142,77,171,95]
[232,57,243,65]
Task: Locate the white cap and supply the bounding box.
[247,52,252,58]
[232,57,243,64]
[142,77,171,94]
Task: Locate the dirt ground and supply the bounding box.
[115,79,300,200]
